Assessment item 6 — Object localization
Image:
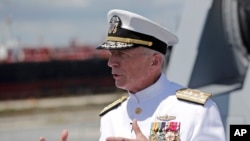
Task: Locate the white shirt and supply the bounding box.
[99,73,226,141]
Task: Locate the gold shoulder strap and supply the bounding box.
[99,95,128,116]
[176,88,212,105]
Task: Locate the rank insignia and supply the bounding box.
[149,122,180,141]
[176,88,212,105]
[99,95,128,116]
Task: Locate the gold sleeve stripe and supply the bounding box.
[107,36,153,46]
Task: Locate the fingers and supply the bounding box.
[132,119,142,135]
[61,129,69,141]
[132,119,148,140]
[106,137,129,141]
[39,129,68,141]
[105,121,147,141]
[39,137,46,141]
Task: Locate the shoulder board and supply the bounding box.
[99,95,128,116]
[176,88,212,105]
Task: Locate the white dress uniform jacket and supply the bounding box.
[99,73,226,141]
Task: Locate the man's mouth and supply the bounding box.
[112,73,122,79]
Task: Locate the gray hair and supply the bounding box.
[142,47,167,72]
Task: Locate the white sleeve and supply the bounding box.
[191,99,226,141]
[99,113,113,141]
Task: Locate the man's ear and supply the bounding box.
[151,53,162,66]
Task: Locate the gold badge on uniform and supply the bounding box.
[157,114,176,121]
[149,121,180,141]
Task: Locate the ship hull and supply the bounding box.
[0,58,116,100]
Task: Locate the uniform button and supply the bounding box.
[135,107,142,114]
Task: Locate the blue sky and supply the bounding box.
[0,0,184,47]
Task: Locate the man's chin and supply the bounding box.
[115,82,126,90]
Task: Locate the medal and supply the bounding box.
[149,121,181,141]
[158,132,165,141]
[149,133,158,141]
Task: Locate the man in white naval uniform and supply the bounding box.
[97,9,226,141]
[39,9,226,141]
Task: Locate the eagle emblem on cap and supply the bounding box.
[108,15,122,34]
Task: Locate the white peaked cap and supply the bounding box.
[97,9,178,55]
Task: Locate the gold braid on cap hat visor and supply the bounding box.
[107,36,153,46]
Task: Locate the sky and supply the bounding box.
[0,0,184,48]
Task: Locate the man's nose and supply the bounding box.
[107,56,119,67]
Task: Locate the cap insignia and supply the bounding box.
[108,15,122,34]
[176,88,212,105]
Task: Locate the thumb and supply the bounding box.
[61,129,69,141]
[132,119,148,140]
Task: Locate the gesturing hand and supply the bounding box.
[39,129,69,141]
[106,119,148,141]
